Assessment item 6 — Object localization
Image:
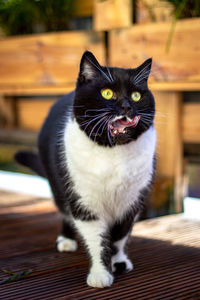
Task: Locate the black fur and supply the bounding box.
[60,219,76,240]
[113,262,127,274]
[15,51,156,287]
[15,151,45,177]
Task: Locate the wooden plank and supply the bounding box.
[0,85,74,95]
[155,92,182,177]
[154,91,183,212]
[17,98,56,131]
[94,0,132,31]
[183,103,200,143]
[136,0,174,23]
[109,18,200,90]
[0,31,105,88]
[149,82,200,92]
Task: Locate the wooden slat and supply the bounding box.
[149,81,200,92]
[0,189,200,299]
[155,92,182,178]
[94,0,132,31]
[17,98,57,131]
[0,31,105,90]
[109,18,200,91]
[0,84,74,96]
[183,103,200,143]
[155,91,183,212]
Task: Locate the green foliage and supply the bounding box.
[164,0,200,18]
[0,0,74,36]
[164,0,200,52]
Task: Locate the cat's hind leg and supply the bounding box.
[56,218,78,252]
[111,236,133,274]
[110,214,134,274]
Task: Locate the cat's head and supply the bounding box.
[74,51,155,146]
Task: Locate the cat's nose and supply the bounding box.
[121,98,132,115]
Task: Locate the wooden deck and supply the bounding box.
[0,189,200,300]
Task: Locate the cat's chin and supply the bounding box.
[109,116,140,137]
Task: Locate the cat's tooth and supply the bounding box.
[113,130,118,135]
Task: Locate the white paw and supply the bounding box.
[111,256,133,273]
[56,236,77,252]
[87,270,114,288]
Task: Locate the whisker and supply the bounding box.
[80,112,109,125]
[138,112,155,116]
[81,113,108,131]
[94,116,111,142]
[84,108,112,116]
[80,112,110,120]
[138,109,169,119]
[140,119,149,130]
[89,115,108,139]
[107,122,113,146]
[102,116,113,135]
[140,114,154,119]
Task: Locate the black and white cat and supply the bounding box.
[15,51,156,288]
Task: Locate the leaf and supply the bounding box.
[0,269,33,285]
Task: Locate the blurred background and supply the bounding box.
[0,0,200,219]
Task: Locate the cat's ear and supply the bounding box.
[134,58,152,84]
[79,51,102,81]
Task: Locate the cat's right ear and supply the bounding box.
[79,51,101,81]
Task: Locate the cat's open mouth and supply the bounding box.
[110,116,141,136]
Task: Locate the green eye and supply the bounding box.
[131,91,141,102]
[101,88,113,100]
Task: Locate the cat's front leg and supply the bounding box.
[74,219,113,288]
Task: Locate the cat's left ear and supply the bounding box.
[134,58,152,83]
[79,51,102,81]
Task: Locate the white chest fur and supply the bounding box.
[64,119,156,223]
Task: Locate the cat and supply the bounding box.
[15,51,156,288]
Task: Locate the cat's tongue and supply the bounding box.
[118,116,140,126]
[110,116,140,136]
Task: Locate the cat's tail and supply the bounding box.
[14,151,46,178]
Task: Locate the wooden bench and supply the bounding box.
[1,19,200,212]
[0,30,105,129]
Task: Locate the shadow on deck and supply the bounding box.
[0,190,200,300]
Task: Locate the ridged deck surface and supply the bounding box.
[0,190,200,300]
